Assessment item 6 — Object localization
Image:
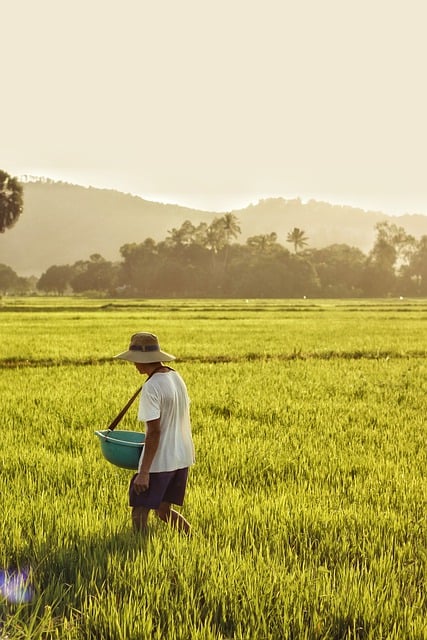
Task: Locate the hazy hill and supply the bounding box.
[1,180,427,276]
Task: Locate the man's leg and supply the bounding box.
[132,506,150,532]
[156,502,191,534]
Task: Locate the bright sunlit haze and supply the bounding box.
[2,0,427,218]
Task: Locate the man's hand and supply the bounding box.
[133,471,150,494]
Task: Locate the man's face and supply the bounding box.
[134,362,149,375]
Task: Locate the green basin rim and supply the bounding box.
[95,430,145,448]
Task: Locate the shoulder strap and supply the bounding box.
[107,385,143,431]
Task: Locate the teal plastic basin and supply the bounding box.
[95,430,145,470]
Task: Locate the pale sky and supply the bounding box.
[2,0,427,215]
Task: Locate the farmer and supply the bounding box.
[114,332,195,534]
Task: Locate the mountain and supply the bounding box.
[1,180,427,276]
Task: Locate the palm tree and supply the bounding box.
[0,170,24,233]
[222,213,241,244]
[202,214,241,290]
[219,213,242,278]
[287,227,308,253]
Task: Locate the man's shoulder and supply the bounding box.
[146,369,182,388]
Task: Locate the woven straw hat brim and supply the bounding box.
[114,349,176,363]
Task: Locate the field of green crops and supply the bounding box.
[0,297,426,639]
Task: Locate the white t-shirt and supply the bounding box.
[137,370,195,473]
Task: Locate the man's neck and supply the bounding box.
[145,362,163,378]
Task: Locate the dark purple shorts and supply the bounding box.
[129,467,189,509]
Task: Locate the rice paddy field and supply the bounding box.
[0,297,426,639]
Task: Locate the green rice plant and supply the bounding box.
[1,298,426,366]
[0,299,426,638]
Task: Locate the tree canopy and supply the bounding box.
[0,170,24,233]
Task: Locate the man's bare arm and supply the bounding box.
[133,418,161,493]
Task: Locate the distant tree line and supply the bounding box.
[1,214,427,298]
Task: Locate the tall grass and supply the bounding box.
[0,299,425,639]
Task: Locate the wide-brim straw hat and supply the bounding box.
[114,332,176,363]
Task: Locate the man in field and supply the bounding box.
[115,332,195,534]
